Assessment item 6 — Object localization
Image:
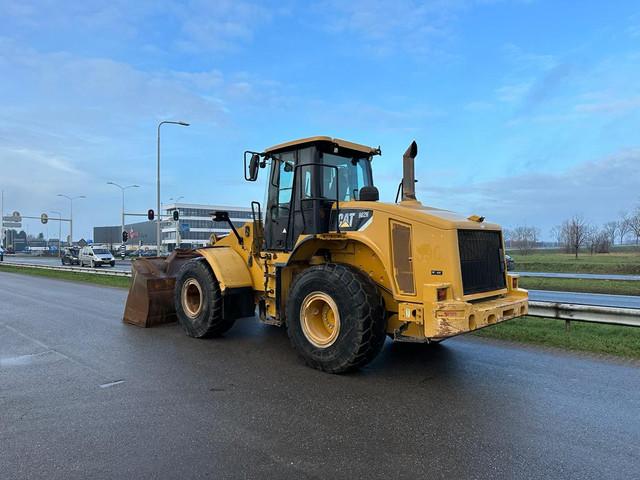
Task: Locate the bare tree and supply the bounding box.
[603,221,618,246]
[587,227,611,254]
[617,213,631,245]
[630,209,640,245]
[503,228,512,249]
[561,215,589,258]
[550,225,564,247]
[511,226,540,255]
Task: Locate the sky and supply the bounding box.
[1,0,639,241]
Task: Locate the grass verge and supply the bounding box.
[511,250,640,275]
[473,316,640,359]
[520,277,640,296]
[0,264,131,289]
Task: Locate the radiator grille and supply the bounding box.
[458,229,506,295]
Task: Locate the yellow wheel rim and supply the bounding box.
[300,292,340,348]
[182,278,203,318]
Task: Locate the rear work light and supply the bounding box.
[511,277,518,289]
[437,287,448,302]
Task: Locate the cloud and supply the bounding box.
[417,148,640,235]
[496,81,533,103]
[574,96,640,115]
[495,44,576,113]
[0,37,292,237]
[0,0,279,54]
[519,62,575,111]
[173,0,275,53]
[312,0,467,57]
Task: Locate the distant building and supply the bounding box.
[162,203,253,250]
[92,204,253,251]
[93,220,157,247]
[5,229,27,251]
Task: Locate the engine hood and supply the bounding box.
[344,200,502,231]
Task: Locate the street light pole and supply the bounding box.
[50,210,62,257]
[157,120,189,255]
[107,182,139,242]
[1,189,4,250]
[57,194,86,245]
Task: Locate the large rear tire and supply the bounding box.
[174,258,235,338]
[286,263,386,373]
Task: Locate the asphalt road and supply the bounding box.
[2,254,132,272]
[516,271,640,281]
[529,289,640,309]
[2,272,639,479]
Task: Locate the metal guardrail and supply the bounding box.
[528,301,640,328]
[1,262,638,327]
[0,262,132,277]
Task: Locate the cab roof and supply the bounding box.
[265,136,380,156]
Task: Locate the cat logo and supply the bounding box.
[332,209,373,231]
[338,212,356,228]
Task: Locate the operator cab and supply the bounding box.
[247,136,380,251]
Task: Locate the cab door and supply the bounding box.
[264,151,295,250]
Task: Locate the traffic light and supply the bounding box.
[122,230,129,242]
[172,210,179,221]
[147,209,155,221]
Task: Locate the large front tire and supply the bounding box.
[286,263,386,373]
[174,258,235,338]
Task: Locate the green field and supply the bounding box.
[0,264,131,289]
[473,316,640,359]
[520,277,640,296]
[511,249,640,274]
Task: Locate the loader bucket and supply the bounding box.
[123,249,199,327]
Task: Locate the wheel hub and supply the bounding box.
[300,292,340,348]
[182,278,203,318]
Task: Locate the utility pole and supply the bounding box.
[1,189,4,249]
[50,210,62,257]
[107,182,139,243]
[57,194,86,245]
[157,120,189,255]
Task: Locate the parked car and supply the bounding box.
[79,246,116,267]
[61,247,80,265]
[505,254,515,271]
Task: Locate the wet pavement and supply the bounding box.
[1,271,639,479]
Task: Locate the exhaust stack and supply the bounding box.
[402,140,418,202]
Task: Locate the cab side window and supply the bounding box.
[271,151,295,219]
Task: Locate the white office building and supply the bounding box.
[162,203,253,250]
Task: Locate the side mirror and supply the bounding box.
[244,151,262,181]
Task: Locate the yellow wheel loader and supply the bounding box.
[123,136,528,373]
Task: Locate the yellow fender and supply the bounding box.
[197,247,253,292]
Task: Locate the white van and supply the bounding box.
[79,246,115,267]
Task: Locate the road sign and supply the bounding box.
[41,213,49,224]
[2,221,21,228]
